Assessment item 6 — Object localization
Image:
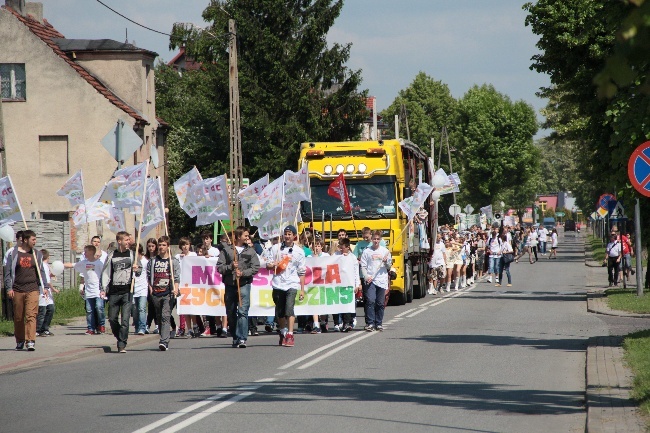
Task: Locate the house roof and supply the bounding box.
[53,38,157,57]
[2,6,146,124]
[167,46,202,71]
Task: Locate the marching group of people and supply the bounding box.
[4,217,566,353]
[3,223,396,352]
[427,222,560,293]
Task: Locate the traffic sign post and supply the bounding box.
[628,141,650,296]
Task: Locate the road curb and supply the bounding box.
[0,327,160,375]
[587,292,650,319]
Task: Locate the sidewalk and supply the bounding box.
[584,235,648,432]
[0,318,159,375]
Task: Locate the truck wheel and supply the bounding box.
[405,263,414,303]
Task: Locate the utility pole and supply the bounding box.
[400,103,410,141]
[0,89,7,177]
[228,19,243,227]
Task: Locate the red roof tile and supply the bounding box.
[3,6,146,123]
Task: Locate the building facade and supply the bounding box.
[0,0,167,249]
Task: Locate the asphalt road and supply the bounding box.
[0,233,617,432]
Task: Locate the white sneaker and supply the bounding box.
[446,286,451,292]
[495,278,499,283]
[487,277,492,283]
[333,324,341,332]
[352,318,357,328]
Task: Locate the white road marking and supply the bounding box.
[254,378,277,383]
[277,332,361,370]
[298,331,378,370]
[405,308,428,318]
[159,389,259,433]
[132,392,232,433]
[394,308,417,317]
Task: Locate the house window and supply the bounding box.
[41,212,70,222]
[39,135,69,175]
[0,64,26,100]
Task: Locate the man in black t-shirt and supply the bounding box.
[146,236,180,351]
[101,231,140,353]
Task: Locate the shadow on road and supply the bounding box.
[399,333,618,352]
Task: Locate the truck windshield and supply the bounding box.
[301,176,397,219]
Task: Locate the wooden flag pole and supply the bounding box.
[224,173,241,308]
[131,160,150,294]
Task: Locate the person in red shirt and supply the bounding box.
[621,233,634,279]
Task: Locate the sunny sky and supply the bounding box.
[35,0,550,135]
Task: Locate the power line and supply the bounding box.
[95,0,171,36]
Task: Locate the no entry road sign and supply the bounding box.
[628,140,650,197]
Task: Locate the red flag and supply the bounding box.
[327,173,351,213]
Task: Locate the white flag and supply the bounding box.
[398,182,433,221]
[238,174,269,219]
[247,175,283,227]
[283,162,311,203]
[480,205,493,220]
[56,170,85,206]
[103,162,147,208]
[0,176,23,227]
[192,175,229,226]
[105,207,126,233]
[258,201,301,240]
[192,175,228,206]
[174,167,202,218]
[72,187,111,227]
[137,178,165,237]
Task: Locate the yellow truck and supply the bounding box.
[298,139,433,305]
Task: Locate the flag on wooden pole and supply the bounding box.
[0,175,23,227]
[327,173,351,213]
[174,167,203,218]
[56,170,85,206]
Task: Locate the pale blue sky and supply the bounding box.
[36,0,549,134]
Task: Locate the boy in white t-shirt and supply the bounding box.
[64,245,105,335]
[36,249,59,337]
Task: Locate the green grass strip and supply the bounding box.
[624,330,650,421]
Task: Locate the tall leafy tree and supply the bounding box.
[159,0,367,235]
[381,72,458,155]
[168,0,366,178]
[455,84,538,207]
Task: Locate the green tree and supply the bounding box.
[381,72,458,155]
[159,0,367,235]
[455,84,538,207]
[169,0,366,178]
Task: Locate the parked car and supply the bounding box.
[564,220,576,231]
[543,217,556,231]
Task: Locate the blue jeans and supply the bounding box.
[225,283,251,342]
[364,282,386,327]
[539,241,547,254]
[489,256,502,275]
[499,259,511,284]
[132,295,147,334]
[86,297,105,331]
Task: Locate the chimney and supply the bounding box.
[5,0,26,16]
[25,2,43,24]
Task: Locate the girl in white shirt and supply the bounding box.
[548,229,558,260]
[499,234,514,286]
[175,237,197,337]
[528,229,539,263]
